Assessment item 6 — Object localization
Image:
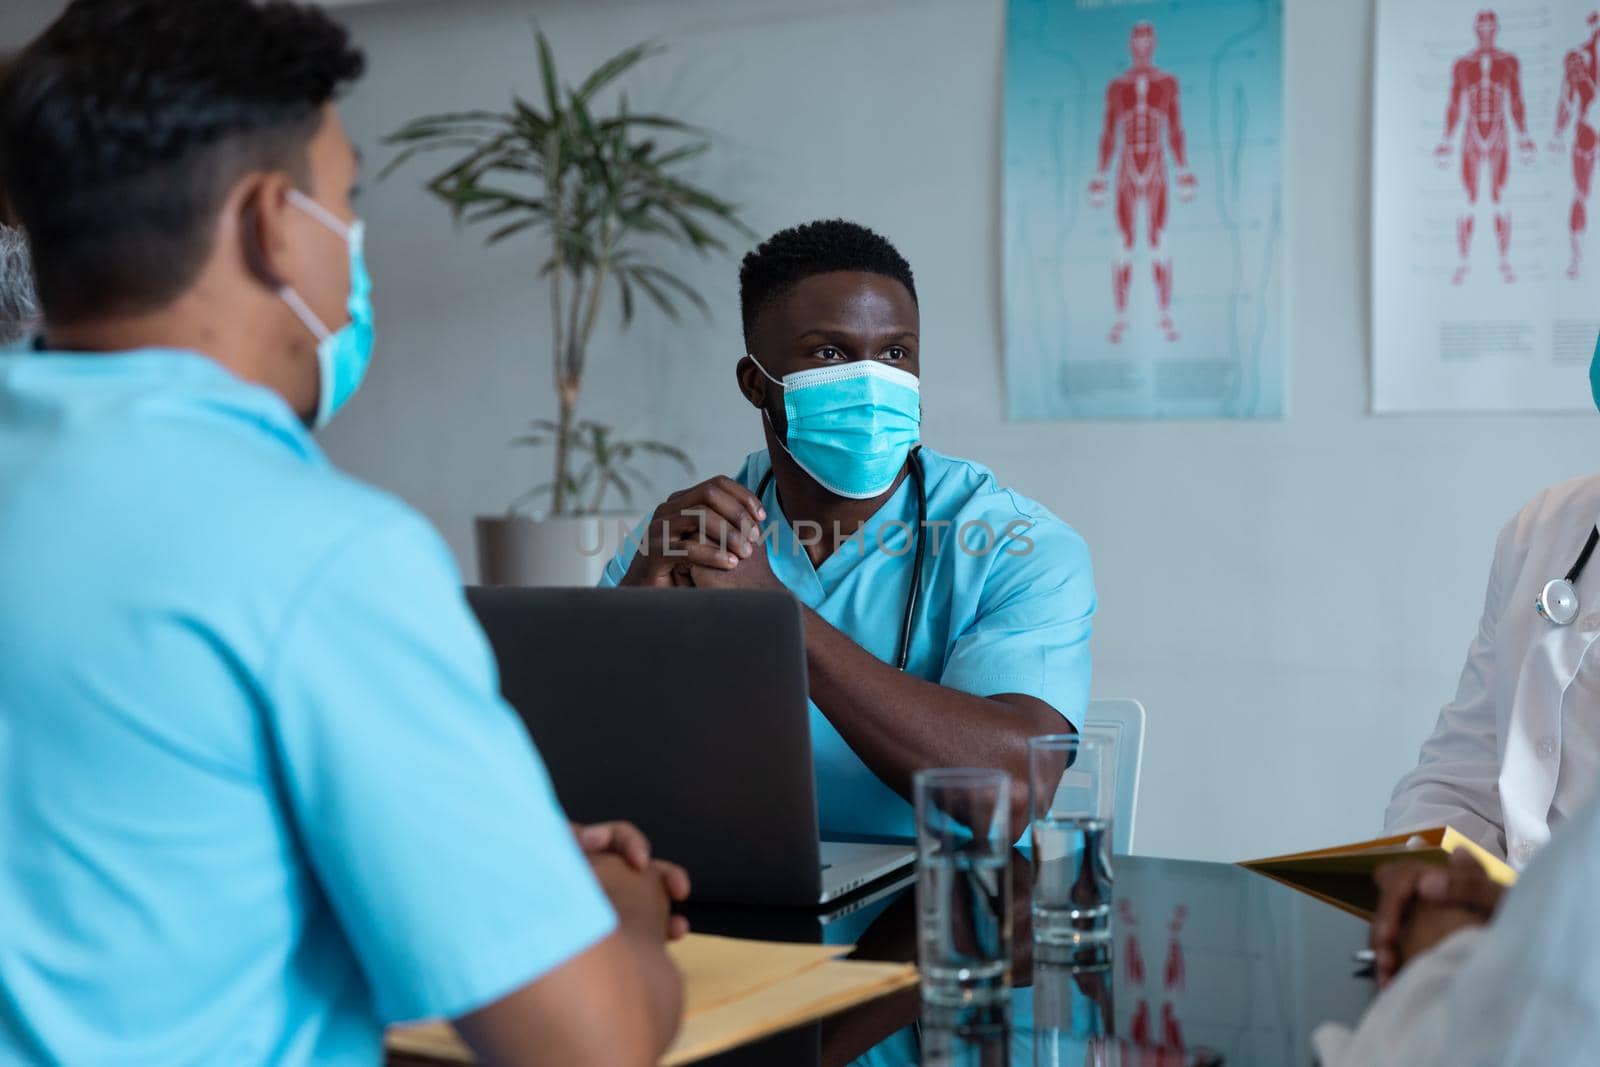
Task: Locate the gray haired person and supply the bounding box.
[0,224,38,346]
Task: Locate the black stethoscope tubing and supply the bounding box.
[757,446,926,671]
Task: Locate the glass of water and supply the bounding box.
[913,768,1014,1014]
[1028,733,1115,948]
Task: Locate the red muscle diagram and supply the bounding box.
[1436,9,1537,285]
[1088,21,1197,345]
[1553,13,1600,279]
[1119,898,1190,1063]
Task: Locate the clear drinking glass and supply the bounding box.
[1028,733,1116,947]
[913,768,1014,1013]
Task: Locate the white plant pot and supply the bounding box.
[475,513,642,588]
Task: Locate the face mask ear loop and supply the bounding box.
[762,407,799,463]
[747,352,785,387]
[279,286,332,342]
[749,353,790,446]
[280,190,349,345]
[286,188,353,240]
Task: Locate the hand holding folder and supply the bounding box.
[1239,826,1517,920]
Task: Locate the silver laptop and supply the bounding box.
[467,587,914,908]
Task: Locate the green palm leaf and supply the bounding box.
[384,29,743,516]
[535,30,562,117]
[574,41,662,104]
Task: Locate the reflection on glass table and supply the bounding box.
[682,850,1373,1067]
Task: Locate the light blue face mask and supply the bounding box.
[1591,330,1600,412]
[750,355,922,499]
[280,189,374,429]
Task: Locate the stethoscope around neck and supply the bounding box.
[1537,526,1600,626]
[756,446,928,671]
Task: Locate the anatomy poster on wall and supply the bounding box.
[1373,3,1600,413]
[1003,0,1284,420]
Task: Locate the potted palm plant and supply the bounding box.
[384,32,748,585]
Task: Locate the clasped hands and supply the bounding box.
[1369,848,1505,989]
[619,476,785,592]
[573,820,691,942]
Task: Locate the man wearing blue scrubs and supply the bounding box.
[0,3,684,1064]
[605,220,1096,837]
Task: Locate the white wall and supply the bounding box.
[6,0,1598,863]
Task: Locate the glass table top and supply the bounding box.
[683,850,1374,1067]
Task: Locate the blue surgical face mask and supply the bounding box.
[280,189,374,429]
[750,355,922,499]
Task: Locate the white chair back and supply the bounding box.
[1082,698,1146,855]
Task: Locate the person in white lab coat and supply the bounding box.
[1314,783,1600,1066]
[1386,473,1600,869]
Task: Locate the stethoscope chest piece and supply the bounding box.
[1541,525,1600,627]
[1538,578,1581,626]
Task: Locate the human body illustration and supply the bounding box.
[1119,899,1190,1056]
[1437,9,1536,285]
[1552,13,1600,279]
[1089,21,1197,344]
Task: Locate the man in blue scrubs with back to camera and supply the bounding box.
[0,2,687,1065]
[604,220,1097,838]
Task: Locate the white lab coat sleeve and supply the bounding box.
[1310,928,1483,1067]
[1384,519,1513,858]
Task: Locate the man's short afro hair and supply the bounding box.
[738,219,916,345]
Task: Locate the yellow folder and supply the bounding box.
[1239,826,1517,921]
[384,933,919,1066]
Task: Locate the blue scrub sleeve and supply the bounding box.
[938,518,1096,729]
[597,516,651,587]
[262,510,616,1023]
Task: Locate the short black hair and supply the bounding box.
[738,219,917,346]
[0,0,365,324]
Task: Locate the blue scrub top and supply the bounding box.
[602,447,1096,840]
[0,350,615,1065]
